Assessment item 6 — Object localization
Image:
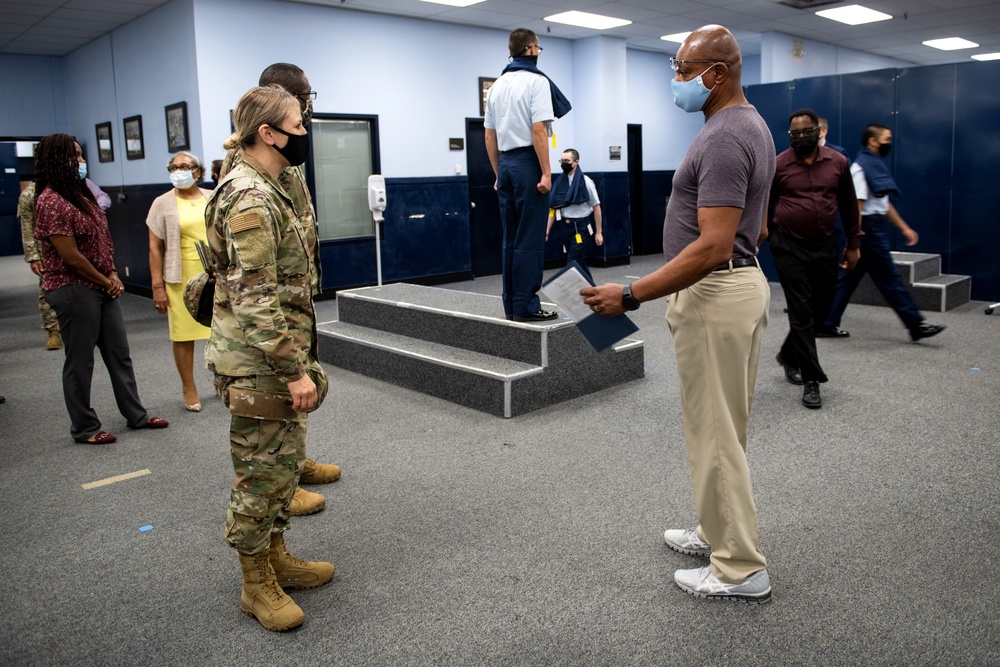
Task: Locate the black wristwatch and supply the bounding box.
[622,283,640,311]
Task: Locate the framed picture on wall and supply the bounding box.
[165,101,190,152]
[479,77,496,116]
[95,122,114,163]
[124,115,145,160]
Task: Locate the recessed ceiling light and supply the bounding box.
[923,37,980,51]
[815,4,892,26]
[544,10,632,30]
[417,0,486,7]
[971,52,1000,61]
[660,32,692,43]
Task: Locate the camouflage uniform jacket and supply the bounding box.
[221,146,321,295]
[17,184,42,263]
[205,153,318,384]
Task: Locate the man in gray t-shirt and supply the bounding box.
[582,25,775,604]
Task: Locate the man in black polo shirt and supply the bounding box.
[769,109,861,409]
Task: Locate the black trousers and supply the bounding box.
[770,228,839,383]
[44,284,148,441]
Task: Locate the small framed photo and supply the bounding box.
[479,77,496,116]
[124,115,145,160]
[95,122,114,163]
[165,101,190,153]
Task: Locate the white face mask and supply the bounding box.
[170,170,196,189]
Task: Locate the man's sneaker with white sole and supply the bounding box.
[674,566,771,604]
[663,528,711,557]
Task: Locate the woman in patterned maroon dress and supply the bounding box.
[33,134,169,444]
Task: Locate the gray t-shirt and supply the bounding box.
[662,104,776,262]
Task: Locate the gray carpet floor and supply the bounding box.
[0,253,997,666]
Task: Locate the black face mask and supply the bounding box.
[791,135,819,157]
[560,162,574,174]
[269,125,310,167]
[877,142,892,157]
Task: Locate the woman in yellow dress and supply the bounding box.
[147,152,213,411]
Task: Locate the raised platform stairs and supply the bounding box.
[851,251,970,312]
[316,283,644,418]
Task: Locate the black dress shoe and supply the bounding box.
[909,323,946,341]
[515,309,558,322]
[775,353,803,385]
[801,381,822,409]
[816,326,850,338]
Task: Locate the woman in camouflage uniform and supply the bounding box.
[205,85,332,632]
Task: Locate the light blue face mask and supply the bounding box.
[77,162,88,180]
[670,65,716,113]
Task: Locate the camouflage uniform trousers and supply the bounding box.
[37,277,59,333]
[218,373,308,555]
[216,364,328,555]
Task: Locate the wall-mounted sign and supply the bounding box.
[450,138,464,151]
[609,146,622,160]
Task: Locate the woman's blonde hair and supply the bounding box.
[223,84,297,151]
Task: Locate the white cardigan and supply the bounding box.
[145,187,213,284]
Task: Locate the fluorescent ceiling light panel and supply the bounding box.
[815,4,891,26]
[922,37,979,50]
[971,52,1000,61]
[544,10,632,30]
[417,0,486,7]
[660,32,692,43]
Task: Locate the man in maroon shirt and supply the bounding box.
[769,109,861,409]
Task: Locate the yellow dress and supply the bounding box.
[166,193,211,342]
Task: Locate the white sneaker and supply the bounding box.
[674,566,771,604]
[663,528,711,557]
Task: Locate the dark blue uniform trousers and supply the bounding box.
[824,213,924,331]
[497,147,546,318]
[559,215,595,284]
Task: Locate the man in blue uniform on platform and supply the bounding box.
[484,28,571,322]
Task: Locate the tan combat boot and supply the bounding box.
[288,486,325,516]
[269,532,335,590]
[237,549,304,632]
[46,330,62,351]
[299,457,341,484]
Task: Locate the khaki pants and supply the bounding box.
[666,265,769,582]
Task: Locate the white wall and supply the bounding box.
[192,0,576,179]
[64,0,199,187]
[0,55,68,138]
[625,49,704,171]
[760,31,911,83]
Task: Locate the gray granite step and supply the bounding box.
[317,283,645,418]
[849,251,971,312]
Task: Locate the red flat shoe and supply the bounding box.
[143,416,170,429]
[83,431,117,444]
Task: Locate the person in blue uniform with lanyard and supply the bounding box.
[547,149,603,283]
[484,28,571,322]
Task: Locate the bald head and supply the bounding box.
[680,25,742,78]
[673,24,746,116]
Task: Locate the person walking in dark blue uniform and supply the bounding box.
[484,28,570,322]
[819,123,945,342]
[547,149,603,283]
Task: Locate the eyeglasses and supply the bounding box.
[788,127,819,139]
[670,58,731,71]
[559,159,575,164]
[295,91,318,101]
[525,44,543,53]
[167,164,197,172]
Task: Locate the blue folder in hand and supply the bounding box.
[541,261,639,352]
